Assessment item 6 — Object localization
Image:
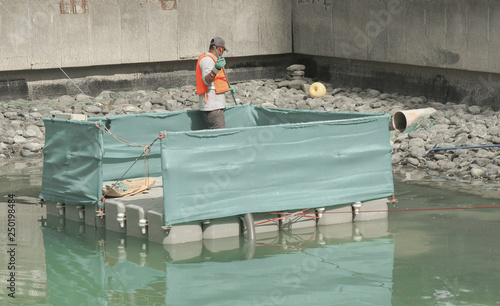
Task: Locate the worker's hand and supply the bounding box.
[212,58,226,74]
[229,85,236,94]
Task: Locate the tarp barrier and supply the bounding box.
[161,105,393,225]
[92,106,258,181]
[39,119,104,205]
[90,110,206,181]
[40,105,394,213]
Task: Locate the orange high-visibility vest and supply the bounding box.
[196,53,230,96]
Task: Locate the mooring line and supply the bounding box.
[0,1,105,116]
[316,205,500,214]
[253,205,500,225]
[359,205,500,213]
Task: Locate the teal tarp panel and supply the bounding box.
[39,107,256,205]
[93,106,260,181]
[248,106,378,126]
[39,119,104,205]
[161,107,393,225]
[165,238,394,305]
[91,110,206,181]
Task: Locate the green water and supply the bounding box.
[1,158,500,305]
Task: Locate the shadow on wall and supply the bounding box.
[0,80,29,99]
[298,55,500,110]
[0,54,296,100]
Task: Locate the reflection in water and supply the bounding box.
[390,179,500,305]
[41,217,394,305]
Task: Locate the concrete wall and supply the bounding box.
[292,0,500,107]
[0,0,293,98]
[293,0,499,74]
[0,0,291,70]
[2,0,500,106]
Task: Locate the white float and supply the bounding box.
[309,82,326,98]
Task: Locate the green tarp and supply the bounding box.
[160,106,393,225]
[39,119,104,205]
[40,105,394,223]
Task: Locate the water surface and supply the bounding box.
[1,158,499,305]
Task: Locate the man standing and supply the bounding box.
[196,37,235,129]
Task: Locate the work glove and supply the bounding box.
[229,85,236,94]
[212,58,226,74]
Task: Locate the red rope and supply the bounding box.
[353,205,500,213]
[253,205,500,225]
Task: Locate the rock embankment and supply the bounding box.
[1,64,499,187]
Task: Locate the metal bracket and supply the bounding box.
[161,225,172,235]
[76,205,85,219]
[116,213,126,228]
[56,203,65,216]
[95,210,105,218]
[352,202,362,219]
[138,219,148,235]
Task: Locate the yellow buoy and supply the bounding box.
[309,82,326,98]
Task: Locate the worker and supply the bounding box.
[196,37,235,129]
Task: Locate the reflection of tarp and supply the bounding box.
[161,105,393,225]
[165,238,394,305]
[41,221,393,305]
[41,227,165,305]
[40,105,393,213]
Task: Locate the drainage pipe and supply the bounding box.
[391,107,436,132]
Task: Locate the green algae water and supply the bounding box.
[1,157,500,305]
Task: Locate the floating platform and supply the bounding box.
[40,104,394,244]
[45,181,391,245]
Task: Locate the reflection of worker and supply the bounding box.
[196,37,235,129]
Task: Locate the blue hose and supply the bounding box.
[422,143,500,157]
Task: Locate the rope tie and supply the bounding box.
[92,129,168,218]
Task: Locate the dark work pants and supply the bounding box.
[202,108,225,129]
